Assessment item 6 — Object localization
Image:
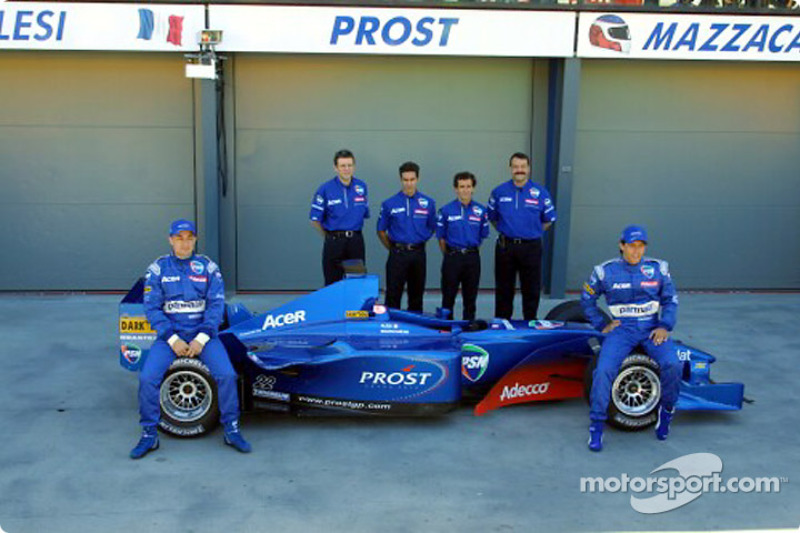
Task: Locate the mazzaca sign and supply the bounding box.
[0,2,204,51]
[577,12,800,61]
[209,5,576,57]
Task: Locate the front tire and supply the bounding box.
[584,353,662,431]
[159,358,220,437]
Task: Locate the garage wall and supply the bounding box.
[569,60,800,290]
[234,54,548,291]
[0,52,196,290]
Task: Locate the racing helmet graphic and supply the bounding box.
[589,15,631,54]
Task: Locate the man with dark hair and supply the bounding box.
[309,149,370,286]
[581,225,681,452]
[130,219,250,459]
[487,152,556,320]
[437,172,489,320]
[377,161,436,312]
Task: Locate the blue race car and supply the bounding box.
[118,273,744,437]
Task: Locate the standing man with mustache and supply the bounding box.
[487,152,556,321]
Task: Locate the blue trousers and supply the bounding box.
[590,324,681,423]
[138,337,240,427]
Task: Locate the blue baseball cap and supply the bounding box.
[169,219,196,236]
[620,225,648,244]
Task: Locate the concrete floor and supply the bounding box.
[0,290,798,533]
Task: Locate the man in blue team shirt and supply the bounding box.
[377,161,436,312]
[436,172,490,321]
[310,149,370,286]
[487,152,556,320]
[130,219,250,459]
[581,225,681,452]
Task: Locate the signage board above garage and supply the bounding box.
[577,13,800,61]
[0,2,204,51]
[210,5,576,57]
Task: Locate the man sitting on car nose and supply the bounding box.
[580,225,681,452]
[130,219,251,459]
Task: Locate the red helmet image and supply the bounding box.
[589,15,631,54]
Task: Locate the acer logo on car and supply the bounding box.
[499,382,550,401]
[359,369,434,386]
[262,310,306,330]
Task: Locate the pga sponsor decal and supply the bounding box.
[461,344,489,382]
[529,320,564,330]
[121,343,142,365]
[500,381,550,401]
[262,310,307,330]
[190,260,204,274]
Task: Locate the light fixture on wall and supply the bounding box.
[185,30,224,80]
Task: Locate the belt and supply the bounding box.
[499,235,539,246]
[327,230,362,238]
[392,242,424,251]
[446,246,478,255]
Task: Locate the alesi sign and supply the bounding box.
[578,13,800,61]
[210,5,575,57]
[0,2,204,51]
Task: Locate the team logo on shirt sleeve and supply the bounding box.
[190,260,204,274]
[472,206,483,216]
[640,265,655,278]
[530,188,540,198]
[354,185,365,195]
[418,198,429,208]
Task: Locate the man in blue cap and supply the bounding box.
[436,171,490,320]
[130,219,251,459]
[377,161,436,312]
[580,225,681,452]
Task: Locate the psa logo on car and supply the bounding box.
[461,344,489,382]
[121,343,142,365]
[589,15,631,54]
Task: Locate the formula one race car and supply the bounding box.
[118,274,744,437]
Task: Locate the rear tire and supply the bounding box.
[545,300,610,326]
[158,358,220,438]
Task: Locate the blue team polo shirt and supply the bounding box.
[487,179,556,240]
[436,199,490,249]
[376,191,436,245]
[309,176,370,231]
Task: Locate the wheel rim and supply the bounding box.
[160,370,213,423]
[611,365,660,417]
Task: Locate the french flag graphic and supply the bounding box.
[138,9,183,46]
